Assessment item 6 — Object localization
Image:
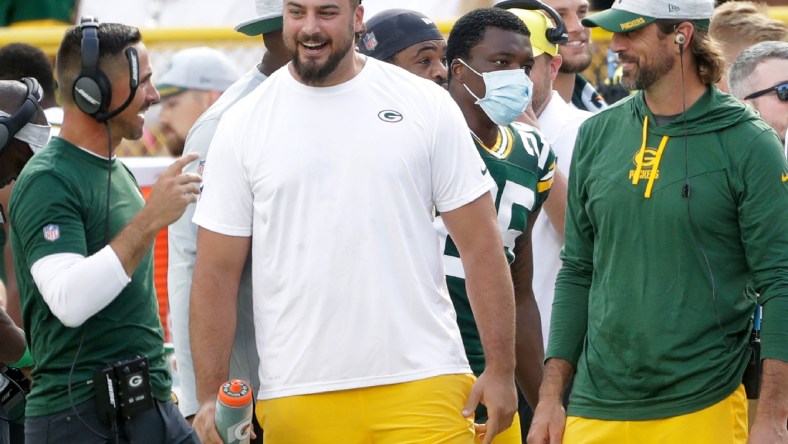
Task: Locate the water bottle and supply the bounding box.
[215,379,253,444]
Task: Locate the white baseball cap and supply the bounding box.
[582,0,714,33]
[235,0,283,36]
[156,47,240,98]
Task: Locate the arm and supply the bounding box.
[747,359,788,444]
[27,154,201,327]
[0,297,24,363]
[111,153,201,276]
[736,131,788,443]
[190,228,250,444]
[526,358,574,444]
[511,210,544,409]
[540,169,567,241]
[0,185,21,326]
[441,192,517,444]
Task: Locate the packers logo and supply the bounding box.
[378,110,403,123]
[629,147,660,180]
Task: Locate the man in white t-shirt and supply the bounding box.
[189,1,518,444]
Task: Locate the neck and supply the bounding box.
[553,72,576,103]
[290,51,365,87]
[58,107,120,157]
[259,50,289,78]
[449,81,498,146]
[534,92,553,118]
[643,60,708,116]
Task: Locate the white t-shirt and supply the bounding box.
[194,58,493,400]
[168,66,268,417]
[532,91,591,350]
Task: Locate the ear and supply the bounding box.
[674,21,694,52]
[354,4,364,34]
[450,59,465,82]
[549,54,562,82]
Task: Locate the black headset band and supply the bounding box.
[495,0,569,45]
[80,18,100,79]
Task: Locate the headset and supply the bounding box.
[0,77,43,155]
[675,32,686,47]
[72,16,140,122]
[495,0,569,44]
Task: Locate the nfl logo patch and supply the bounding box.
[43,224,60,242]
[363,32,378,52]
[198,160,206,176]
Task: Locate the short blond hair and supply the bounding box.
[710,2,788,47]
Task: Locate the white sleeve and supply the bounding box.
[430,91,494,213]
[31,246,130,328]
[193,110,253,236]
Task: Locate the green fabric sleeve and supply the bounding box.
[545,125,592,367]
[737,130,788,362]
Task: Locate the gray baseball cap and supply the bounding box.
[235,0,284,36]
[156,47,240,98]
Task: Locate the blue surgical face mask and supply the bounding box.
[458,59,533,126]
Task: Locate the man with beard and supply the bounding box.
[357,8,448,86]
[189,0,518,443]
[439,8,556,443]
[540,0,607,112]
[155,47,240,156]
[528,1,788,443]
[9,20,201,443]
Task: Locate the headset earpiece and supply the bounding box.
[0,77,43,154]
[675,33,686,45]
[495,0,569,45]
[73,16,113,120]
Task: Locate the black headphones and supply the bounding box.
[0,77,43,155]
[495,0,569,45]
[72,16,140,122]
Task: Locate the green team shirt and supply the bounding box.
[9,138,171,417]
[550,87,788,420]
[435,123,555,419]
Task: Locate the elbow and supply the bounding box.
[50,304,89,328]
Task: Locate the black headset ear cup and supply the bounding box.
[73,74,108,116]
[73,16,112,119]
[0,78,43,153]
[675,33,686,45]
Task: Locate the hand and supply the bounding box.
[193,400,222,444]
[747,414,788,443]
[142,153,201,231]
[526,398,566,444]
[463,371,517,444]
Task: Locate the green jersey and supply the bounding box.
[550,87,788,420]
[436,123,555,375]
[9,138,171,417]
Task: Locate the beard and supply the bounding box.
[289,23,355,84]
[558,47,593,74]
[619,46,674,90]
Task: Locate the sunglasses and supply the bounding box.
[743,82,788,102]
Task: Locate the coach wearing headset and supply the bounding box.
[9,19,200,443]
[528,1,788,443]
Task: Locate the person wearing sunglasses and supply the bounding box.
[729,41,788,152]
